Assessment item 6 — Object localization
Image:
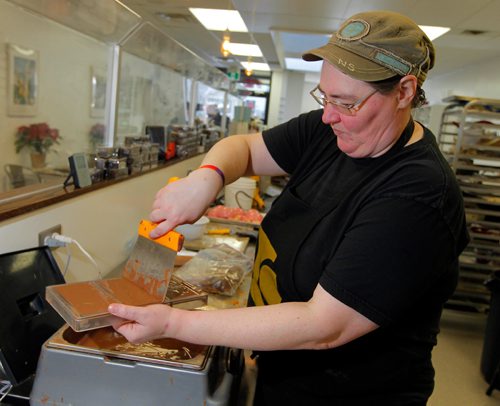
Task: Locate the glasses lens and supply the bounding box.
[311,89,325,107]
[332,104,352,116]
[310,87,356,116]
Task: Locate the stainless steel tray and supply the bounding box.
[47,324,211,370]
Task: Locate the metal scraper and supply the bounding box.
[122,219,184,302]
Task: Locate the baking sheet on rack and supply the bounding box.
[472,158,500,168]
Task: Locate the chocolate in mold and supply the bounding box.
[48,278,158,318]
[61,326,207,363]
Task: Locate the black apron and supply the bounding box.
[250,119,416,304]
[249,119,436,405]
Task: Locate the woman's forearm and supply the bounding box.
[200,133,286,183]
[109,286,377,351]
[168,291,375,351]
[169,302,329,351]
[200,135,254,185]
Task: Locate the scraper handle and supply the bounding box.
[138,219,184,252]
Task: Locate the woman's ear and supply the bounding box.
[397,75,418,109]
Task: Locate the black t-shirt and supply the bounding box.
[250,109,469,404]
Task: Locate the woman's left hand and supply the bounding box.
[108,303,173,344]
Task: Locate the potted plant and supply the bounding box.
[15,122,61,168]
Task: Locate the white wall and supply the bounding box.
[267,71,284,128]
[0,155,203,283]
[267,70,321,128]
[280,71,306,123]
[425,56,500,104]
[301,72,321,114]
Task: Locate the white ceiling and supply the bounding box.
[120,0,500,80]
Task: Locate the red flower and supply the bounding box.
[28,124,38,139]
[15,122,61,154]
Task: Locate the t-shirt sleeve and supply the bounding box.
[319,197,457,326]
[262,109,325,174]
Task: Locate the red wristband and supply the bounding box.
[199,164,225,185]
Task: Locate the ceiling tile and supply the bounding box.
[120,0,500,78]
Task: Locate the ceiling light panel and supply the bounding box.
[226,43,263,57]
[285,57,322,72]
[280,32,331,54]
[241,61,270,71]
[419,25,450,41]
[189,8,248,32]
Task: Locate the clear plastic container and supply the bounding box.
[46,276,207,332]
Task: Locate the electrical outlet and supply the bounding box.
[38,224,62,246]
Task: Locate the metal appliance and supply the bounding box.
[30,325,243,406]
[0,246,66,404]
[32,251,242,405]
[0,246,243,405]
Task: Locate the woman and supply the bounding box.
[109,11,469,404]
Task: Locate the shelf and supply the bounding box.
[438,96,500,313]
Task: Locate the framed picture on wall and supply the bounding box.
[7,43,39,116]
[90,66,106,118]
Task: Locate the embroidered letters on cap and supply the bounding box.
[336,58,356,72]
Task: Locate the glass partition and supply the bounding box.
[6,0,141,44]
[120,23,230,92]
[117,22,231,140]
[1,0,113,191]
[197,82,227,125]
[0,0,233,201]
[115,51,187,144]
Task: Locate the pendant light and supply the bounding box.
[220,0,232,58]
[245,56,253,76]
[220,28,231,58]
[244,0,258,76]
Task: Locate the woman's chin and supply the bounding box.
[337,139,360,157]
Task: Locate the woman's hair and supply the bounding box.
[370,76,427,109]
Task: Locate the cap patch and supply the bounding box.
[374,52,411,75]
[337,19,369,40]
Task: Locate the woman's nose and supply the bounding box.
[322,105,341,125]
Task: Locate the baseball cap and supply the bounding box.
[302,10,435,86]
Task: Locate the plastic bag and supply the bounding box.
[175,244,253,296]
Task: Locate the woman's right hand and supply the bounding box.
[149,168,222,238]
[148,133,280,239]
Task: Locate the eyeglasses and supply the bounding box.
[309,85,378,116]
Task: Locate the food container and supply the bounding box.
[175,216,210,240]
